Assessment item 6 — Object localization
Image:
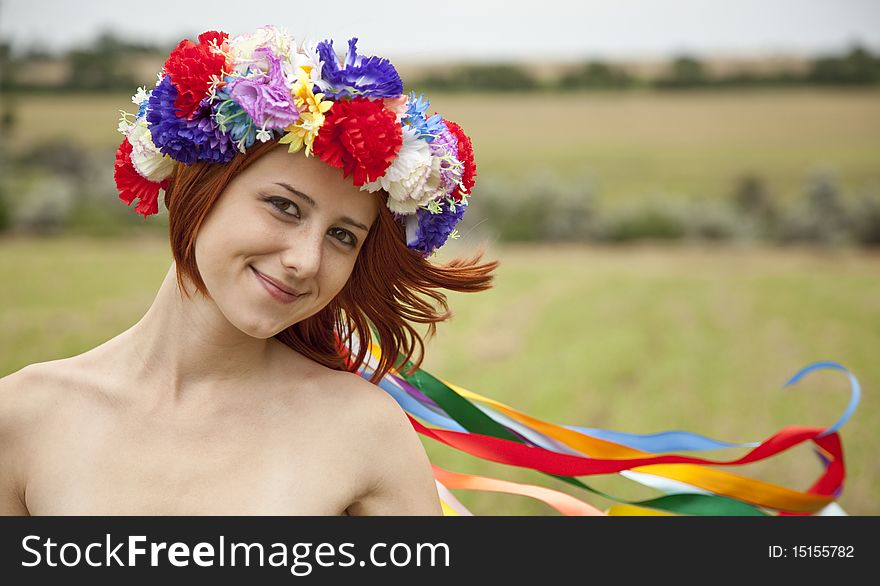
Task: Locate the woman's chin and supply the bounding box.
[228,314,291,340]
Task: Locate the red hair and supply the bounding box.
[163,140,499,383]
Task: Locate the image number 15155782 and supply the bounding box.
[769,546,855,558]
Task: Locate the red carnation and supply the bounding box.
[114,139,169,217]
[163,30,230,120]
[312,97,402,187]
[444,119,476,201]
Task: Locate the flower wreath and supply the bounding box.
[114,26,477,257]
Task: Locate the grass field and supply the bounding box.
[1,236,877,515]
[4,88,880,203]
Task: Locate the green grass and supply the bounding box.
[430,89,880,202]
[5,88,880,203]
[1,236,877,515]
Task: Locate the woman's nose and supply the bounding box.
[279,225,324,280]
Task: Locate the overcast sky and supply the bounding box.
[2,0,879,61]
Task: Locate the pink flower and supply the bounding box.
[227,48,299,130]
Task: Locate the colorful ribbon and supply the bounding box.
[343,337,859,516]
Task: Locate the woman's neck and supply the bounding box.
[120,263,275,404]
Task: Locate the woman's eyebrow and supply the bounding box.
[338,216,370,232]
[275,181,317,207]
[274,181,370,232]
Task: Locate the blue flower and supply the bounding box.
[147,76,235,165]
[407,200,468,255]
[402,92,445,142]
[213,86,260,152]
[316,38,403,99]
[136,97,149,119]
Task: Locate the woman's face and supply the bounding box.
[194,144,380,338]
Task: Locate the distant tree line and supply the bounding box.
[0,33,879,92]
[418,45,880,92]
[0,32,170,92]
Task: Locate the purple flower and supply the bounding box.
[226,48,299,130]
[430,122,461,193]
[147,76,235,165]
[316,38,403,99]
[405,201,468,256]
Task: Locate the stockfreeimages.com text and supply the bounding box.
[21,534,450,576]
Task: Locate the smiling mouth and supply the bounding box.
[250,265,303,304]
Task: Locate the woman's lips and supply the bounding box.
[250,266,302,304]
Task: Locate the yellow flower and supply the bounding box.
[279,68,333,157]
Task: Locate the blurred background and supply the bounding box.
[0,0,877,515]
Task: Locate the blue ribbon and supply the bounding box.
[783,360,860,438]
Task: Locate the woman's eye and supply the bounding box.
[329,227,357,247]
[267,197,300,217]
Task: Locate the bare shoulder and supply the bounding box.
[316,369,423,452]
[320,370,442,516]
[0,361,67,432]
[325,370,411,429]
[0,361,72,515]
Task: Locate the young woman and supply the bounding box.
[0,26,856,516]
[0,27,495,515]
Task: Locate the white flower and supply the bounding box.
[117,111,134,136]
[229,25,297,75]
[256,127,272,142]
[362,127,446,215]
[131,86,149,106]
[120,87,150,136]
[361,127,428,190]
[293,39,325,88]
[127,120,174,182]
